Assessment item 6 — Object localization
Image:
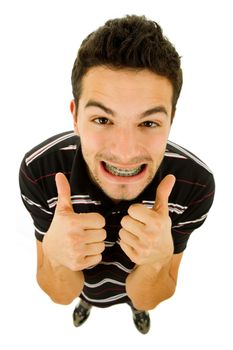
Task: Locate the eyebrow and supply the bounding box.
[85,100,115,115]
[85,99,168,118]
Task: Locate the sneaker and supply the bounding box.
[73,299,92,327]
[128,303,151,334]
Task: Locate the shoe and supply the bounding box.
[129,303,151,334]
[73,299,92,327]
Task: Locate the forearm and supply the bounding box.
[37,255,84,305]
[126,259,176,311]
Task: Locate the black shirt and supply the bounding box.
[19,131,215,307]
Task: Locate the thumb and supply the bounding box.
[153,174,176,214]
[55,172,73,213]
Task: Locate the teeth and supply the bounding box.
[105,162,143,177]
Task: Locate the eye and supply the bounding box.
[140,121,159,128]
[93,117,112,125]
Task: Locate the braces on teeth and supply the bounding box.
[105,162,143,177]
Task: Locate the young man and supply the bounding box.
[19,15,215,335]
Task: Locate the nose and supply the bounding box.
[109,126,142,164]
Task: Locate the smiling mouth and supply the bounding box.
[102,161,145,177]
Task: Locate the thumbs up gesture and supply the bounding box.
[42,173,106,271]
[119,175,176,267]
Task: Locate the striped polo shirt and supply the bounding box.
[19,131,215,307]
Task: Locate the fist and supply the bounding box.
[119,175,175,267]
[43,173,106,271]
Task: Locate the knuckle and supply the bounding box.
[128,203,142,214]
[120,215,128,226]
[91,255,102,267]
[69,250,83,267]
[67,217,81,233]
[130,203,141,210]
[131,252,141,265]
[68,233,83,247]
[68,257,82,271]
[86,254,102,269]
[96,253,103,263]
[127,206,136,217]
[136,246,144,258]
[137,243,150,259]
[118,228,126,239]
[68,262,79,271]
[101,229,107,240]
[98,242,105,253]
[93,213,105,227]
[145,234,154,246]
[68,250,78,262]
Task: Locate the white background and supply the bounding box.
[0,0,232,349]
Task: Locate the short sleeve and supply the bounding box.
[19,158,53,241]
[171,172,215,254]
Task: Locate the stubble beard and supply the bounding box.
[89,161,161,202]
[82,150,164,202]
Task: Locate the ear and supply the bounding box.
[70,100,79,135]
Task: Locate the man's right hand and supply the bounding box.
[42,172,106,271]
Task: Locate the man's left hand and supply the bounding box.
[119,175,176,267]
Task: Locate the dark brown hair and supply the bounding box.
[71,15,182,115]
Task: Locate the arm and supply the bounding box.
[36,240,84,305]
[119,175,181,310]
[36,173,106,305]
[126,253,183,310]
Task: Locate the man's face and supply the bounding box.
[71,66,173,202]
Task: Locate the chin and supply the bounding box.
[100,182,149,202]
[89,161,157,201]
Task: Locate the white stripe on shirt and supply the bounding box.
[142,201,188,214]
[84,278,125,288]
[59,145,77,151]
[47,195,101,208]
[99,261,133,274]
[165,151,187,159]
[172,213,208,228]
[22,194,53,215]
[167,140,213,174]
[25,132,75,166]
[81,291,127,303]
[34,226,46,235]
